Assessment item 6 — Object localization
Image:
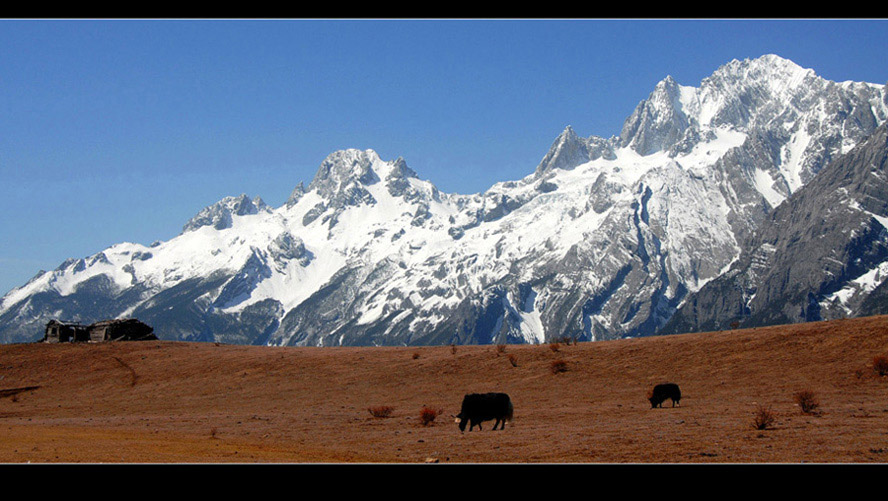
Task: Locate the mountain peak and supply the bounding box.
[182,193,268,233]
[620,75,690,155]
[717,54,799,72]
[552,125,581,150]
[389,156,419,180]
[306,149,420,201]
[534,125,619,177]
[534,125,590,176]
[707,54,815,92]
[286,182,306,208]
[308,149,381,192]
[657,74,679,89]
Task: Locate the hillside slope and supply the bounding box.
[2,315,888,462]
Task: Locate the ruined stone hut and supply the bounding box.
[43,318,157,343]
[43,320,89,343]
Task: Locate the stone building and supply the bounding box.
[43,318,157,343]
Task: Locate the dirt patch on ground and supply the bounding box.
[2,316,888,463]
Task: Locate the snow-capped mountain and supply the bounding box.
[662,121,888,334]
[2,55,887,345]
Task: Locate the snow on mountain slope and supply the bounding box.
[662,122,888,334]
[2,55,887,345]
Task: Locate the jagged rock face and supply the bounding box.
[662,123,888,334]
[534,126,617,178]
[2,55,888,345]
[182,194,269,233]
[620,76,691,156]
[267,233,312,269]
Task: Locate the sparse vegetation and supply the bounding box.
[794,390,820,414]
[550,359,568,374]
[507,353,518,367]
[368,406,394,418]
[752,404,777,430]
[495,344,507,355]
[209,427,218,439]
[872,355,888,376]
[419,406,444,426]
[7,314,888,462]
[450,344,458,355]
[412,352,420,360]
[549,342,561,353]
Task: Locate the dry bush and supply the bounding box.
[412,352,420,360]
[872,355,888,376]
[794,390,820,414]
[550,359,568,374]
[209,427,218,439]
[549,342,561,353]
[495,344,507,355]
[507,353,518,367]
[368,406,394,418]
[450,344,458,355]
[419,406,444,426]
[752,405,777,430]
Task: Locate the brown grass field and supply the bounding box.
[1,315,888,463]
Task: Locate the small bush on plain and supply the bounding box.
[368,406,394,418]
[752,405,776,430]
[419,406,443,426]
[794,390,820,414]
[550,359,568,374]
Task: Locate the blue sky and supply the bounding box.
[1,19,887,295]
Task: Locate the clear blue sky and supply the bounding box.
[2,19,887,295]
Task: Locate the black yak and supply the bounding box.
[648,383,682,408]
[454,392,513,431]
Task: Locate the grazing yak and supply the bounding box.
[454,392,513,432]
[648,383,682,408]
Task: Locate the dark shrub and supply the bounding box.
[368,406,394,418]
[550,359,568,374]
